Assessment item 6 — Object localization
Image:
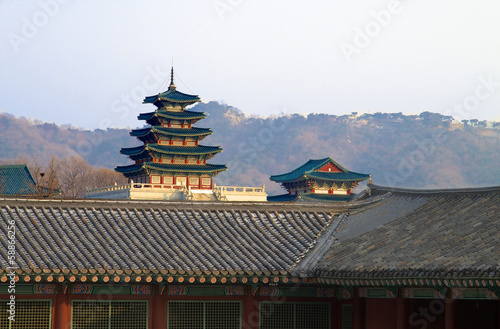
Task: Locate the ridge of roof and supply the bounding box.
[291,213,348,277]
[368,182,500,194]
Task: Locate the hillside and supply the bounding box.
[1,103,499,195]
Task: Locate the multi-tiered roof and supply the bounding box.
[115,68,226,189]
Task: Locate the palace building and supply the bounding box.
[1,183,499,329]
[269,157,370,202]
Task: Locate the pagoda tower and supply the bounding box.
[115,68,227,192]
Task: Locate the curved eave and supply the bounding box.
[120,145,146,156]
[138,110,206,121]
[148,145,223,156]
[304,172,371,182]
[270,174,307,184]
[143,90,200,104]
[145,163,227,174]
[116,163,227,175]
[115,164,145,174]
[120,145,223,159]
[130,127,213,138]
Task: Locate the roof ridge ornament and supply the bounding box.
[169,67,176,90]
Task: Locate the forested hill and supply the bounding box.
[1,102,499,194]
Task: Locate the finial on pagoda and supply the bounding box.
[169,66,176,90]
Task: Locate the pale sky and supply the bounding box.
[1,0,499,129]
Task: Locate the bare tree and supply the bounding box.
[2,155,128,198]
[58,156,92,198]
[88,167,128,189]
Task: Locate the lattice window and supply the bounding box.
[0,300,51,329]
[341,304,353,329]
[72,300,148,329]
[260,302,330,329]
[167,301,241,329]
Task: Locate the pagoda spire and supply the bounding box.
[169,67,176,90]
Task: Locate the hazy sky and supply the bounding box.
[1,0,499,129]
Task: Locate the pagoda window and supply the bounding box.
[173,158,185,164]
[185,141,196,146]
[201,177,211,186]
[187,158,198,164]
[172,140,183,146]
[163,176,173,184]
[151,175,161,184]
[189,177,200,186]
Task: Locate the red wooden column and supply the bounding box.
[242,286,259,329]
[152,285,166,329]
[352,288,365,329]
[331,299,340,329]
[444,298,456,329]
[396,294,407,329]
[54,285,70,329]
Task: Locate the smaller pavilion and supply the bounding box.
[269,157,370,201]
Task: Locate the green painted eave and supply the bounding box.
[120,144,223,156]
[304,171,371,182]
[130,126,213,138]
[115,163,227,175]
[138,110,206,121]
[143,87,200,104]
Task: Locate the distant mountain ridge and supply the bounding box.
[1,102,499,194]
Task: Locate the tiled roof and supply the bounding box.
[120,144,222,157]
[143,88,200,104]
[1,184,498,283]
[0,165,38,196]
[267,193,355,203]
[120,144,222,156]
[0,199,339,278]
[314,184,500,279]
[115,163,228,175]
[270,157,370,183]
[138,110,206,121]
[130,126,212,138]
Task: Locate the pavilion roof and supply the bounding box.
[115,163,227,175]
[138,110,206,121]
[143,88,200,104]
[270,157,370,183]
[0,165,39,196]
[120,144,222,157]
[130,126,213,138]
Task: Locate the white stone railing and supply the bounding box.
[85,183,131,194]
[213,184,266,201]
[85,182,267,202]
[85,181,186,195]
